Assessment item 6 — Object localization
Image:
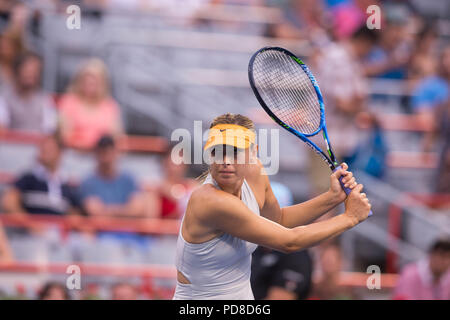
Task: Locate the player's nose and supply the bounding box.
[223,154,233,165]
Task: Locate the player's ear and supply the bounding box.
[252,144,258,157]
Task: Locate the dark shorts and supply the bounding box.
[251,247,313,300]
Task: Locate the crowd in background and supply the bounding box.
[0,0,448,300]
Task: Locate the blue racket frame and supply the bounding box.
[248,46,337,170]
[249,46,373,216]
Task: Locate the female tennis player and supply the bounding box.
[173,113,371,300]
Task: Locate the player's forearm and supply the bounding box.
[280,191,340,228]
[284,214,356,253]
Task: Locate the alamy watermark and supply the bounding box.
[366,265,381,290]
[366,5,381,30]
[66,5,81,30]
[66,264,81,290]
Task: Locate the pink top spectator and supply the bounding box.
[59,93,121,150]
[331,3,365,40]
[393,259,450,300]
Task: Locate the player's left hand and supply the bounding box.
[328,163,357,203]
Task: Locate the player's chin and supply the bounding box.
[216,172,240,184]
[216,171,237,180]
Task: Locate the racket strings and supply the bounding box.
[274,52,308,126]
[252,50,322,135]
[278,52,314,125]
[263,52,305,127]
[261,51,305,127]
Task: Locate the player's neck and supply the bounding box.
[218,180,244,200]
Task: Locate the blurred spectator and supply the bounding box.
[0,52,57,133]
[409,49,449,115]
[38,281,70,300]
[344,111,387,178]
[79,135,146,217]
[406,46,450,150]
[313,26,379,117]
[393,238,450,300]
[433,99,450,194]
[1,134,82,230]
[324,0,369,41]
[409,22,440,74]
[59,58,123,150]
[364,2,413,79]
[311,244,354,299]
[0,220,13,263]
[436,143,450,193]
[421,46,450,149]
[111,282,138,300]
[145,144,197,219]
[251,181,313,300]
[0,1,15,31]
[0,29,24,87]
[265,0,329,43]
[81,283,101,300]
[421,48,450,193]
[0,1,30,33]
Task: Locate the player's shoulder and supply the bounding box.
[246,159,270,188]
[189,184,231,216]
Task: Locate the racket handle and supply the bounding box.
[333,166,373,217]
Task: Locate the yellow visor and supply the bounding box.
[204,124,256,151]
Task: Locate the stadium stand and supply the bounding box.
[0,0,449,300]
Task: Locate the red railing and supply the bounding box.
[0,129,169,154]
[0,214,181,235]
[386,193,450,273]
[0,261,398,289]
[0,261,176,278]
[0,214,399,291]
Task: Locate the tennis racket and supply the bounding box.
[248,46,372,216]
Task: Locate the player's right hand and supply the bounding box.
[343,184,371,225]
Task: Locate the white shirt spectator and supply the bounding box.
[313,41,368,109]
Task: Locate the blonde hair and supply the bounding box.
[197,113,255,181]
[209,113,255,131]
[68,58,110,101]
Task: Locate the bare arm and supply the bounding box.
[280,192,340,228]
[260,163,358,228]
[197,184,370,253]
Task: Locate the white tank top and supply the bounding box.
[172,173,260,300]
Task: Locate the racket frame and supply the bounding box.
[248,46,338,170]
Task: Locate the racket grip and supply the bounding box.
[333,166,373,217]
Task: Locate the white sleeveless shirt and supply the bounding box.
[172,173,260,300]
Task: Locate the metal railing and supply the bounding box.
[344,170,450,272]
